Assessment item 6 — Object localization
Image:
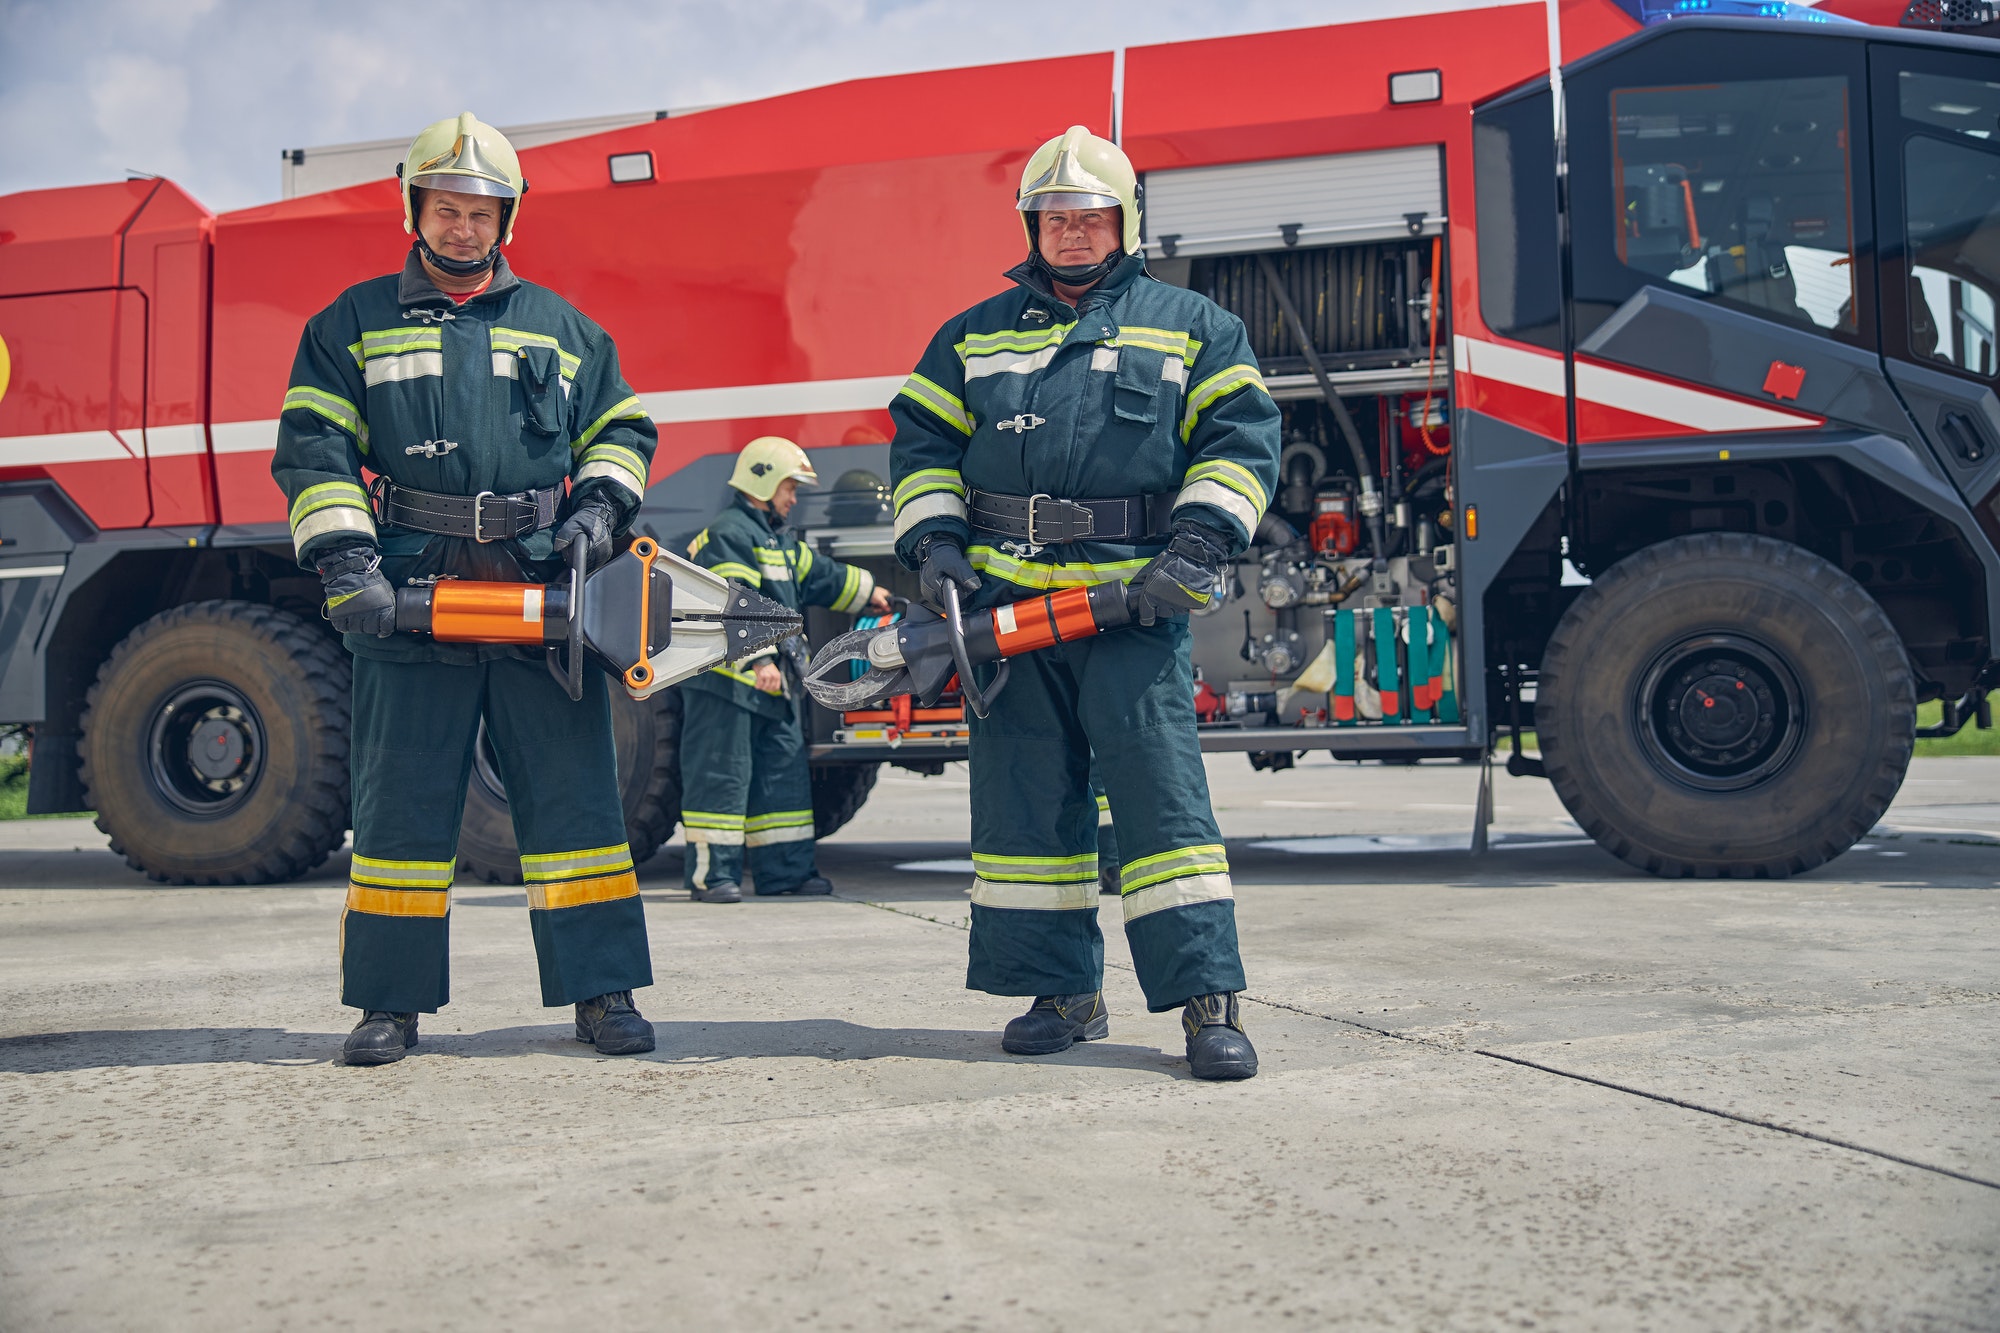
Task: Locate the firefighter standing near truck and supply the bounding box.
[890,126,1280,1079]
[679,437,891,902]
[271,113,659,1065]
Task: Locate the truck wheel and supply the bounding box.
[1537,532,1914,878]
[79,601,350,885]
[811,761,879,839]
[456,685,683,885]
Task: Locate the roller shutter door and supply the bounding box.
[1142,146,1444,259]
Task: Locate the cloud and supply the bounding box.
[0,0,1487,212]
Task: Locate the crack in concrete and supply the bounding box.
[842,894,2000,1194]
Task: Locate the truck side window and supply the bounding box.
[1474,86,1562,351]
[1608,74,1859,336]
[1896,71,2000,379]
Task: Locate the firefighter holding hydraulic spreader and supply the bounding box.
[890,126,1281,1079]
[271,113,659,1065]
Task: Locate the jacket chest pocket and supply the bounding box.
[511,345,565,437]
[1106,344,1186,427]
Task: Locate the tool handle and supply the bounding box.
[545,537,586,702]
[944,582,1009,719]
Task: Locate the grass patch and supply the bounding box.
[1915,699,2000,757]
[0,751,29,820]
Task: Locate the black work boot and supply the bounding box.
[575,991,656,1055]
[1099,864,1120,896]
[1183,992,1257,1081]
[1002,992,1109,1055]
[691,880,742,904]
[343,1011,417,1066]
[758,873,833,896]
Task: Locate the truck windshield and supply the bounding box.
[1610,74,1858,335]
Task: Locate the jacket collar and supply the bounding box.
[732,489,784,533]
[1003,250,1148,318]
[396,246,521,309]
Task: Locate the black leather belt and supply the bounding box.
[375,481,561,542]
[968,489,1176,546]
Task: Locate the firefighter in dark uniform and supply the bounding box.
[272,113,658,1065]
[889,126,1281,1079]
[679,437,891,901]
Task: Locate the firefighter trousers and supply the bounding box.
[965,616,1245,1012]
[678,686,818,894]
[342,655,652,1013]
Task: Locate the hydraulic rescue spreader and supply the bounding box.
[803,581,1139,717]
[391,537,803,700]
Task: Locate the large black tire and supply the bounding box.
[1538,533,1914,878]
[456,685,683,885]
[79,601,350,885]
[811,761,879,839]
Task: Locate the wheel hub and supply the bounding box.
[148,683,265,817]
[1637,635,1804,792]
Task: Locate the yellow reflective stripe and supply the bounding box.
[1121,871,1233,922]
[580,441,649,486]
[345,885,450,917]
[346,340,364,371]
[897,373,972,436]
[682,811,747,828]
[1119,843,1230,895]
[688,530,711,556]
[1112,326,1201,358]
[745,810,813,831]
[287,480,371,528]
[350,854,454,889]
[709,561,759,585]
[831,564,865,613]
[489,327,582,378]
[528,871,639,911]
[1095,794,1111,811]
[282,386,369,450]
[969,546,1152,591]
[708,663,761,686]
[974,851,1098,868]
[520,843,633,881]
[572,395,648,452]
[1181,364,1268,443]
[955,324,1074,357]
[1182,459,1269,516]
[893,468,967,510]
[359,326,442,352]
[797,543,815,577]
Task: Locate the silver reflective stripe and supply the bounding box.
[758,564,791,583]
[831,565,874,613]
[969,877,1099,910]
[964,346,1059,380]
[1090,347,1119,373]
[745,824,814,847]
[1162,356,1188,387]
[291,504,376,554]
[490,352,571,397]
[683,825,746,847]
[893,490,969,540]
[1174,478,1260,535]
[1120,870,1233,922]
[576,459,646,500]
[363,351,444,386]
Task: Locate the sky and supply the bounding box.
[0,0,1490,213]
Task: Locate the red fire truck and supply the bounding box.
[1,0,1994,885]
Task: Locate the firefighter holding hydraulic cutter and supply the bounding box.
[272,113,659,1065]
[888,126,1281,1079]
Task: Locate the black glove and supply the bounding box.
[552,492,619,571]
[316,543,397,637]
[916,533,982,611]
[1131,522,1232,627]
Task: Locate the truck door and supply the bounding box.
[0,287,151,531]
[1870,43,2000,545]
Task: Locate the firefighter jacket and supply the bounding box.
[682,491,876,717]
[889,255,1280,595]
[270,250,657,662]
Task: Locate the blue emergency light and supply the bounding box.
[1615,0,1857,21]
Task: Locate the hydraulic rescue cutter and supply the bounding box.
[391,537,802,701]
[804,581,1137,718]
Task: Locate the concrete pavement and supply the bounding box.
[1,755,1996,1330]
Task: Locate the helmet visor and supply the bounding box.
[1018,191,1120,212]
[408,171,518,199]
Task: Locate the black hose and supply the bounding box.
[1252,251,1388,562]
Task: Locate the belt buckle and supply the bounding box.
[1027,494,1093,546]
[1024,493,1052,547]
[471,490,497,543]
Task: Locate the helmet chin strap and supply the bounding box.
[1031,248,1125,290]
[414,234,500,278]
